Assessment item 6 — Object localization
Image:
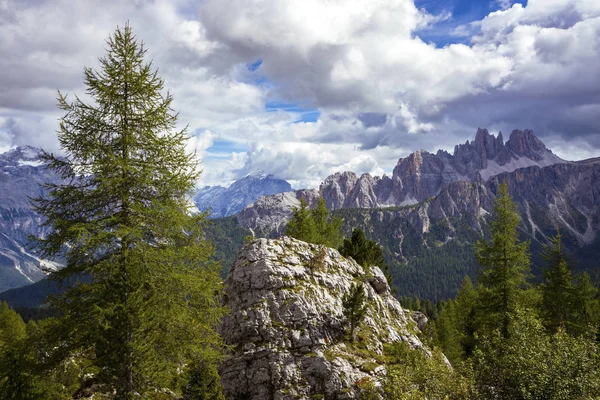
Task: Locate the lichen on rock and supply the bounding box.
[219,236,428,399]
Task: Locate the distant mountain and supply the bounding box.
[319,128,564,210]
[239,129,568,234]
[194,172,292,218]
[3,129,597,303]
[0,146,61,292]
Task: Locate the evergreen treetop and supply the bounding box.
[475,182,530,338]
[342,283,368,343]
[285,196,343,248]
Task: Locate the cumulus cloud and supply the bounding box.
[1,0,600,189]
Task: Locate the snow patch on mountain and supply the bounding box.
[478,152,565,181]
[18,159,45,167]
[194,173,292,218]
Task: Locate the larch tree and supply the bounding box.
[33,25,224,399]
[475,182,530,339]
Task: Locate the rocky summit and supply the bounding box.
[219,236,428,399]
[317,128,564,210]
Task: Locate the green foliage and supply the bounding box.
[340,227,393,286]
[203,215,252,277]
[31,25,225,398]
[397,296,437,319]
[571,272,600,336]
[382,342,472,399]
[435,277,478,363]
[342,283,368,343]
[470,309,600,400]
[0,301,31,399]
[286,197,317,243]
[333,207,481,301]
[540,230,577,333]
[340,228,385,268]
[0,301,26,347]
[286,197,343,248]
[475,182,530,338]
[183,349,225,400]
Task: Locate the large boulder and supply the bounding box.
[219,236,427,400]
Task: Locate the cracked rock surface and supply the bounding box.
[219,236,426,400]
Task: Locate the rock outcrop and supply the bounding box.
[237,189,320,235]
[219,237,427,399]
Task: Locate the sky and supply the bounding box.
[1,0,600,189]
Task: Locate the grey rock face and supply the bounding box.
[220,237,427,399]
[317,128,564,210]
[194,172,292,218]
[237,189,320,236]
[239,129,568,236]
[0,146,61,292]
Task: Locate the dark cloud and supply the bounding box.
[1,0,600,188]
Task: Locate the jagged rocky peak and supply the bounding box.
[320,171,358,210]
[220,236,428,399]
[0,145,45,167]
[236,128,568,235]
[505,129,549,160]
[453,128,506,170]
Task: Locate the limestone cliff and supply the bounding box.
[219,237,427,399]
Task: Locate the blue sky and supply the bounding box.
[1,0,599,188]
[415,0,528,46]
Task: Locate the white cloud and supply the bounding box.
[1,0,600,189]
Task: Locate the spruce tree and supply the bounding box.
[33,25,224,398]
[286,197,342,248]
[285,197,316,243]
[342,283,368,343]
[475,182,530,338]
[540,231,576,333]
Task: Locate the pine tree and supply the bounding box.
[475,182,530,338]
[339,228,385,268]
[342,283,368,343]
[33,25,224,398]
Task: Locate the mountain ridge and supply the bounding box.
[0,146,61,292]
[194,172,292,218]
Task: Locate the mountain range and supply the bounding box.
[239,128,569,235]
[234,129,600,299]
[2,128,599,303]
